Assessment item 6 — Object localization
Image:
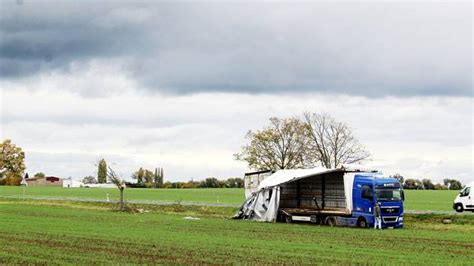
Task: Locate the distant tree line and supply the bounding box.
[126,175,244,188]
[392,174,463,190]
[158,177,244,189]
[1,140,462,191]
[81,163,244,189]
[125,166,244,189]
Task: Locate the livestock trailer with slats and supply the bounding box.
[238,166,405,228]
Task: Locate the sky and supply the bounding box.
[0,1,472,184]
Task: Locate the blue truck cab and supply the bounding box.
[352,175,404,228]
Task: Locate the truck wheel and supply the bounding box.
[455,204,463,213]
[284,215,292,223]
[325,217,336,227]
[357,217,368,228]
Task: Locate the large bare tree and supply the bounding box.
[234,117,309,170]
[303,112,370,168]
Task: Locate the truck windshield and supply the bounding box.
[375,188,402,201]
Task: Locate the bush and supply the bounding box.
[422,179,435,190]
[404,179,423,190]
[434,183,448,190]
[3,172,22,186]
[124,182,146,188]
[443,179,463,190]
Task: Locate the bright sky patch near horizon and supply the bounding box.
[0,1,472,184]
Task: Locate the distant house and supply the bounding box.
[26,176,63,187]
[62,177,83,188]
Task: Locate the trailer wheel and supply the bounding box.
[325,216,336,227]
[284,214,292,223]
[357,217,368,228]
[455,204,463,213]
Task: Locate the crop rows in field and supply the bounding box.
[0,199,473,264]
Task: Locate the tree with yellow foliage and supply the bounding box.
[0,139,26,186]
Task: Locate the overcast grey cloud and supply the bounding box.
[1,86,472,183]
[0,1,472,184]
[1,1,471,97]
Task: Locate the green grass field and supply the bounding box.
[0,186,461,211]
[0,186,243,205]
[404,190,459,212]
[0,198,472,264]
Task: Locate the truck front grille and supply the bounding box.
[382,216,398,223]
[381,206,399,214]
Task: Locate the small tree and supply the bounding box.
[131,167,156,188]
[107,166,126,211]
[97,159,107,183]
[226,177,244,188]
[449,180,463,190]
[153,167,164,188]
[153,168,159,188]
[131,167,145,185]
[143,169,154,187]
[444,179,463,190]
[422,179,435,190]
[34,172,45,178]
[82,176,97,184]
[160,168,164,187]
[218,180,229,188]
[201,177,220,188]
[404,179,423,190]
[392,173,404,185]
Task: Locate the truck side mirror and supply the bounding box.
[401,190,405,201]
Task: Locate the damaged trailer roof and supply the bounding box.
[258,165,378,189]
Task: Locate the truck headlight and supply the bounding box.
[398,217,403,222]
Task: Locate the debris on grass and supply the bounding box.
[113,203,149,214]
[183,216,201,220]
[442,218,452,224]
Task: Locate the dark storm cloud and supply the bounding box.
[0,1,149,76]
[0,1,471,97]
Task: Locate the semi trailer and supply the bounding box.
[235,166,405,229]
